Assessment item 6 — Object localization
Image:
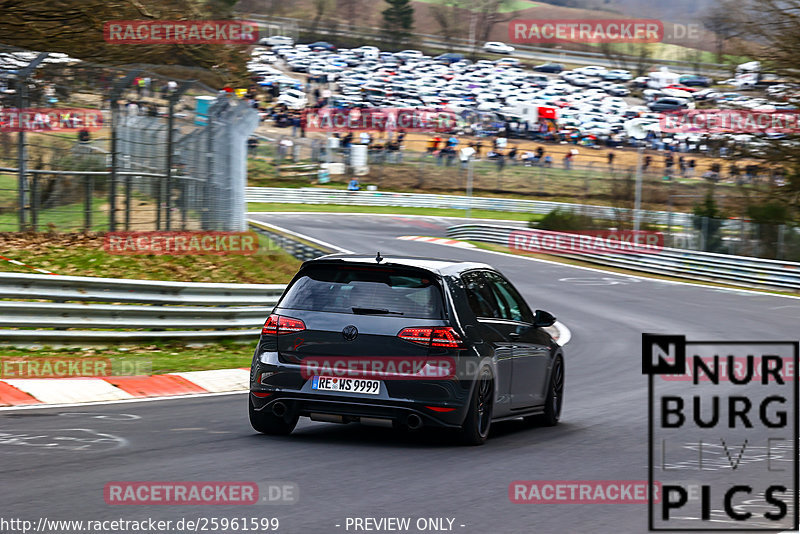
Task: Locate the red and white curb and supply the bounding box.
[397,235,475,248]
[0,324,569,407]
[0,254,58,275]
[0,368,250,407]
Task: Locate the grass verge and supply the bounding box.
[0,232,301,283]
[247,202,544,222]
[0,340,255,374]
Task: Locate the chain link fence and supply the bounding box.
[0,44,259,233]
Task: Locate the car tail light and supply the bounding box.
[425,405,456,412]
[261,314,305,336]
[397,327,463,348]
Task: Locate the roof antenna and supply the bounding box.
[375,251,383,263]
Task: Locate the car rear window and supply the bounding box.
[279,264,446,319]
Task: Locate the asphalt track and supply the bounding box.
[2,213,799,534]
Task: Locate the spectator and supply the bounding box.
[507,146,518,165]
[426,136,438,155]
[688,159,696,178]
[348,178,360,191]
[278,138,294,161]
[563,151,573,170]
[607,151,615,169]
[543,154,553,167]
[679,156,686,177]
[247,137,259,153]
[522,150,535,166]
[496,149,506,171]
[643,155,652,171]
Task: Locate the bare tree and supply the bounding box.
[429,0,467,49]
[0,0,249,84]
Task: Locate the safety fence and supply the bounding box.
[0,43,259,233]
[446,223,800,291]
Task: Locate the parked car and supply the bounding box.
[532,63,564,73]
[260,35,294,47]
[483,41,515,54]
[434,53,465,64]
[307,41,337,52]
[249,255,565,445]
[679,75,712,87]
[608,85,630,97]
[647,97,692,112]
[602,69,632,81]
[276,89,308,109]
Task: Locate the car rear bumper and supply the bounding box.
[250,391,467,428]
[250,353,474,428]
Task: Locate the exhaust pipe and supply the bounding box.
[406,414,423,431]
[272,402,287,417]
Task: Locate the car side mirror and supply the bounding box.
[533,309,556,328]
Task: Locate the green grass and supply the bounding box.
[0,232,301,283]
[248,202,545,222]
[0,196,109,233]
[0,341,255,374]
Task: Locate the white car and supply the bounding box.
[483,42,515,54]
[277,89,308,109]
[396,50,424,60]
[575,65,608,76]
[260,35,294,47]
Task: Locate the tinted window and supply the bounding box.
[483,272,534,323]
[279,265,445,319]
[461,271,500,318]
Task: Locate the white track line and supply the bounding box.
[0,390,248,411]
[248,219,353,254]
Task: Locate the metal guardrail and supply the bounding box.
[245,187,693,226]
[0,221,337,344]
[446,224,800,291]
[0,272,286,344]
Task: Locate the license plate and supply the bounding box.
[311,376,381,395]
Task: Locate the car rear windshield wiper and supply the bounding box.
[351,307,404,315]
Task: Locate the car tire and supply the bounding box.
[460,367,494,446]
[249,398,298,435]
[525,355,564,427]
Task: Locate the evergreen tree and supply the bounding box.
[382,0,414,47]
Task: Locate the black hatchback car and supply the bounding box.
[249,255,565,445]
